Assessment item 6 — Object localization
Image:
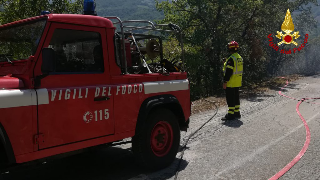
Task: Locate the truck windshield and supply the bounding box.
[0,19,46,62]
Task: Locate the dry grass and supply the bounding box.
[191,74,303,114]
[191,96,227,115]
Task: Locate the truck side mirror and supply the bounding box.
[41,48,56,74]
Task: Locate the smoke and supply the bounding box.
[276,39,320,76]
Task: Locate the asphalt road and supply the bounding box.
[2,75,320,180]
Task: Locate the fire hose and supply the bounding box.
[174,100,219,180]
[269,77,320,180]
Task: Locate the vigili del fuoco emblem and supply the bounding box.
[276,9,300,46]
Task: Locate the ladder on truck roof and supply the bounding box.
[104,16,185,74]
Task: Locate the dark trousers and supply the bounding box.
[225,87,240,116]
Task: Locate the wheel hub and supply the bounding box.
[151,121,173,157]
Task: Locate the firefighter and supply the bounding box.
[222,41,243,121]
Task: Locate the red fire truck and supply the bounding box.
[0,13,190,170]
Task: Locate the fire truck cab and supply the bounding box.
[0,13,190,170]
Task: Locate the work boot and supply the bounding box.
[221,114,235,121]
[234,112,241,119]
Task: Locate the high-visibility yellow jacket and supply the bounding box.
[223,53,243,87]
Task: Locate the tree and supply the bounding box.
[0,0,83,24]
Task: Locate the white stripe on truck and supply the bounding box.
[0,79,189,109]
[36,89,50,105]
[0,89,49,109]
[143,79,189,94]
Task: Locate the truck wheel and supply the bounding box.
[133,108,180,170]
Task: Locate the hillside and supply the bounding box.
[95,0,165,21]
[94,0,320,30]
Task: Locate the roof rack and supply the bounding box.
[104,17,185,74]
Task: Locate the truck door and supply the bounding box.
[36,23,114,149]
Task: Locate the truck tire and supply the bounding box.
[132,108,180,170]
[0,145,5,169]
